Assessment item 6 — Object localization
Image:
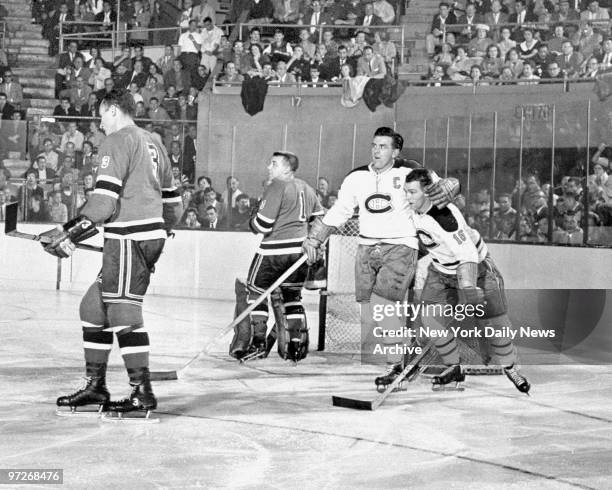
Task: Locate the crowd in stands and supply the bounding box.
[424,0,612,84]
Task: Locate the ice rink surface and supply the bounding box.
[1,287,611,490]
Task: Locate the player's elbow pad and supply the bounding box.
[64,215,99,244]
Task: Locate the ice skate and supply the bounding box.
[102,369,159,423]
[56,363,110,417]
[431,364,465,392]
[374,363,406,393]
[504,364,531,395]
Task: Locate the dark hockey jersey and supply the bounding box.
[83,125,182,240]
[251,177,324,255]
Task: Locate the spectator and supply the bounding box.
[582,56,601,78]
[89,57,112,91]
[31,122,60,154]
[183,124,197,183]
[517,63,540,85]
[191,66,209,92]
[48,190,68,222]
[164,122,183,151]
[547,25,568,57]
[129,0,151,43]
[135,100,147,118]
[504,48,524,78]
[85,121,105,149]
[245,43,269,75]
[228,40,251,74]
[286,45,311,81]
[112,63,132,90]
[182,207,202,228]
[598,38,612,70]
[68,76,92,108]
[556,41,583,78]
[163,59,192,94]
[84,46,105,71]
[147,63,165,87]
[456,3,482,44]
[147,97,171,121]
[141,77,165,108]
[580,0,609,21]
[517,28,540,61]
[273,0,300,24]
[59,121,84,152]
[38,139,60,171]
[201,205,224,229]
[326,44,354,81]
[372,0,394,24]
[18,170,45,212]
[468,24,494,58]
[94,0,117,33]
[113,45,133,72]
[48,3,74,56]
[517,216,538,242]
[355,3,383,38]
[357,45,387,78]
[427,64,449,86]
[0,92,15,120]
[221,176,243,211]
[229,193,252,230]
[199,187,223,220]
[169,140,183,170]
[481,44,503,78]
[0,71,23,106]
[30,155,57,185]
[532,44,553,77]
[218,61,245,85]
[553,212,584,244]
[129,82,144,105]
[96,77,115,101]
[426,2,457,56]
[484,1,508,41]
[263,30,293,65]
[298,29,317,61]
[157,45,177,74]
[176,92,197,120]
[53,98,78,129]
[552,0,579,23]
[200,16,224,72]
[543,61,564,80]
[348,30,368,58]
[27,194,51,222]
[497,27,517,62]
[373,31,397,67]
[178,20,203,76]
[194,0,216,26]
[322,30,340,58]
[128,60,148,89]
[162,85,179,118]
[493,193,517,239]
[508,0,537,42]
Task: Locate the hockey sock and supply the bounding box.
[487,315,517,366]
[420,307,460,365]
[83,324,113,367]
[116,326,150,382]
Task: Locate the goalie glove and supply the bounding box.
[42,215,98,259]
[302,217,335,265]
[425,178,460,208]
[456,262,484,306]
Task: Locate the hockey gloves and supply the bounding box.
[302,217,335,265]
[425,178,460,208]
[42,215,98,259]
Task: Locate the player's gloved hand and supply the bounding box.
[425,178,459,208]
[41,226,76,259]
[458,286,485,306]
[302,237,321,265]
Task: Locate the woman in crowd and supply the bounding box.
[497,27,517,62]
[518,28,540,61]
[517,62,540,85]
[504,48,524,79]
[481,44,503,78]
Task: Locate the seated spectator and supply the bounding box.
[481,44,503,78]
[129,0,151,43]
[447,46,475,77]
[243,27,262,53]
[493,193,517,239]
[426,64,449,86]
[286,45,311,81]
[227,40,251,74]
[18,170,45,211]
[271,61,296,84]
[373,31,397,67]
[201,205,225,230]
[260,62,278,81]
[169,140,183,169]
[307,65,327,86]
[141,77,165,108]
[372,0,394,24]
[245,43,270,74]
[582,56,601,78]
[181,207,202,228]
[354,3,383,38]
[162,85,179,118]
[263,30,293,65]
[546,25,568,57]
[467,24,494,58]
[67,76,92,108]
[580,0,609,22]
[504,48,524,78]
[483,0,508,41]
[0,92,14,120]
[599,38,612,70]
[84,47,106,71]
[509,0,537,42]
[163,59,192,94]
[48,190,68,222]
[60,121,84,152]
[113,63,132,90]
[148,97,171,121]
[298,29,317,61]
[543,61,564,80]
[27,194,51,222]
[57,154,77,181]
[357,45,387,78]
[94,0,117,34]
[86,121,105,149]
[0,71,23,106]
[89,57,112,91]
[113,45,133,72]
[348,31,368,58]
[517,216,539,242]
[517,28,540,61]
[218,61,245,85]
[517,63,540,84]
[191,65,209,92]
[221,176,243,212]
[135,101,147,118]
[532,44,554,77]
[81,141,95,170]
[129,82,144,105]
[30,155,57,185]
[176,92,197,120]
[456,3,482,44]
[128,60,148,89]
[552,0,579,23]
[157,45,177,74]
[148,63,165,87]
[38,139,60,171]
[528,191,549,223]
[534,217,553,242]
[53,97,78,129]
[556,41,583,78]
[553,212,584,244]
[32,123,60,155]
[164,122,183,151]
[325,45,355,81]
[96,77,114,101]
[426,2,457,56]
[322,30,340,58]
[497,27,517,62]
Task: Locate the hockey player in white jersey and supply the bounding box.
[404,168,530,394]
[303,127,460,387]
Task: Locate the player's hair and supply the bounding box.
[273,151,299,172]
[373,127,404,151]
[405,168,433,187]
[100,89,136,117]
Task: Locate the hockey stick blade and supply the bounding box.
[331,341,434,411]
[4,202,102,253]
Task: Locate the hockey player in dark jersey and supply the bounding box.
[405,169,530,394]
[229,151,324,362]
[43,89,183,419]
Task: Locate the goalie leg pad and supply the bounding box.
[230,279,254,359]
[272,288,309,362]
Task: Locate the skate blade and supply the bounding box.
[56,405,106,418]
[376,382,406,393]
[431,382,465,392]
[239,351,267,363]
[100,410,160,424]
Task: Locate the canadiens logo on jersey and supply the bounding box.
[364,193,393,213]
[417,229,437,248]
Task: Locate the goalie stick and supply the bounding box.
[3,202,102,253]
[150,254,310,381]
[331,341,434,411]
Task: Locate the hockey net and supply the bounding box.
[322,219,501,374]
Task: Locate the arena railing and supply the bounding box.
[0,21,6,51]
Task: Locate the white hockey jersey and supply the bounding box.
[323,160,437,249]
[412,203,488,275]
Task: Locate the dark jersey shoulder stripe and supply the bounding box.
[426,206,459,232]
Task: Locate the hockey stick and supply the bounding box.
[331,341,434,411]
[3,202,103,253]
[150,253,309,381]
